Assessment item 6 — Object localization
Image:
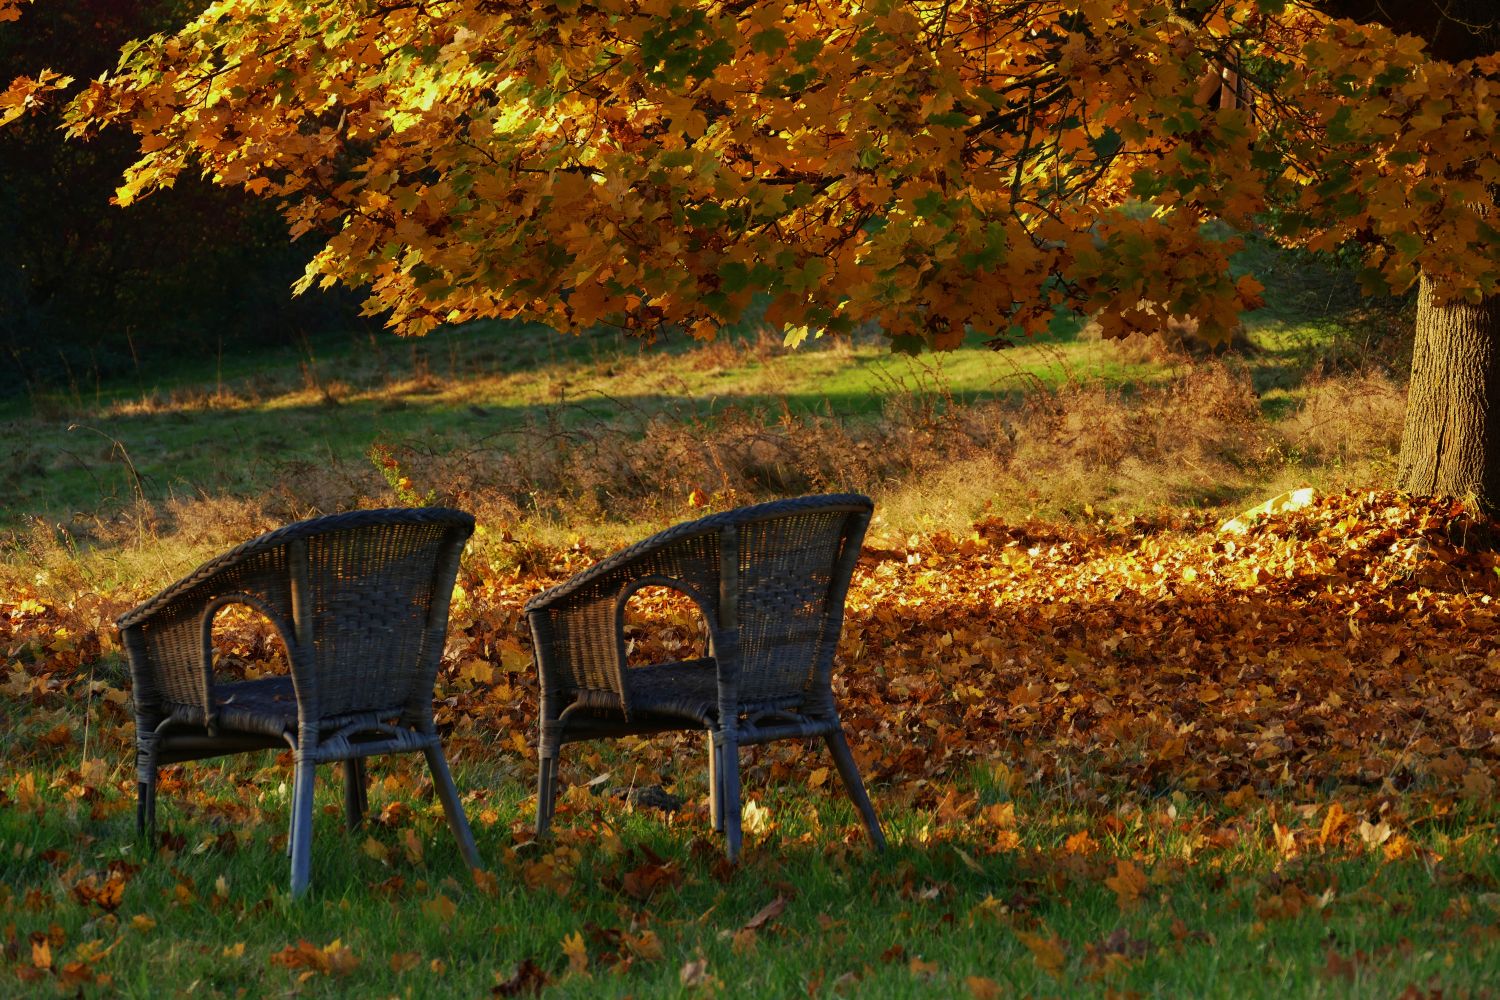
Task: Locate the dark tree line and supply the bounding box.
[0,0,361,395]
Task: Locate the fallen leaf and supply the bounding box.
[1016,929,1067,977]
[1104,859,1148,910]
[561,931,588,976]
[679,956,711,987]
[493,958,548,996]
[743,799,771,835]
[908,956,940,978]
[400,827,425,864]
[966,976,1002,999]
[741,895,788,933]
[422,893,458,923]
[1318,803,1350,848]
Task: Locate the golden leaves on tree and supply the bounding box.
[3,2,1494,345]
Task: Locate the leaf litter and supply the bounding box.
[3,488,1499,990]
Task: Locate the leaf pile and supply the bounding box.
[5,490,1499,832]
[838,490,1500,824]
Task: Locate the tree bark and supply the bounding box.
[1396,273,1500,511]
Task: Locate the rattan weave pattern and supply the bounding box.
[526,494,886,861]
[116,507,482,896]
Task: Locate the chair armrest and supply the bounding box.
[117,552,297,730]
[526,584,627,701]
[529,555,730,726]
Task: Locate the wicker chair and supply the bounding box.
[116,508,482,896]
[524,494,886,860]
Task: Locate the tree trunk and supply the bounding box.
[1396,273,1500,511]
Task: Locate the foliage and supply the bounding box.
[367,441,436,507]
[4,2,1496,349]
[3,490,1500,994]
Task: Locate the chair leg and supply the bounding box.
[424,745,482,871]
[536,745,560,837]
[136,740,159,850]
[343,758,368,832]
[289,757,316,897]
[716,731,743,862]
[137,779,158,846]
[706,730,723,832]
[825,728,887,851]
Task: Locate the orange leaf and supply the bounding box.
[422,893,457,923]
[1104,859,1148,911]
[966,976,1002,999]
[1016,929,1067,977]
[1318,803,1349,848]
[1063,830,1098,855]
[400,828,424,864]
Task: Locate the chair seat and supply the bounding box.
[213,676,299,737]
[161,677,300,739]
[565,659,832,742]
[628,658,719,723]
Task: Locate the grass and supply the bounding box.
[4,748,1497,998]
[1,235,1405,542]
[0,314,1153,529]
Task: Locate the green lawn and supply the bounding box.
[4,750,1494,998]
[1,317,1139,526]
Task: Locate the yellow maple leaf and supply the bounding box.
[562,931,589,976]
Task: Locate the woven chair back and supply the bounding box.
[733,508,855,704]
[301,521,456,719]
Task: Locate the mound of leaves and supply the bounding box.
[4,490,1498,839]
[836,491,1500,829]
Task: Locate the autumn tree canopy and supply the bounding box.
[3,0,1493,353]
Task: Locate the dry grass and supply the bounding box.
[202,362,1398,539]
[1078,315,1259,365]
[1274,366,1407,465]
[1,343,1413,596]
